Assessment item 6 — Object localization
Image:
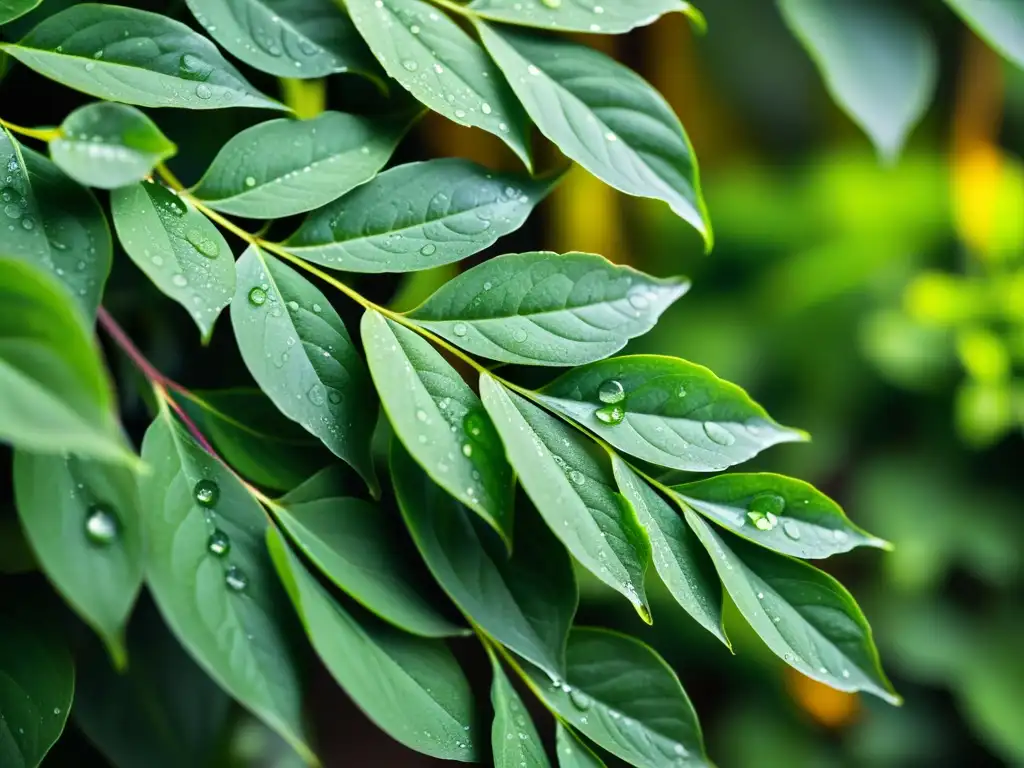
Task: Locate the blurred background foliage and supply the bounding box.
[2,0,1023,766]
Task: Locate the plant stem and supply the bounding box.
[0,117,60,142]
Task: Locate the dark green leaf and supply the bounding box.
[362,309,513,542]
[489,650,550,768]
[480,376,651,621]
[521,628,709,768]
[539,355,806,470]
[346,0,532,166]
[185,0,381,80]
[268,492,466,638]
[681,506,900,703]
[0,5,283,110]
[283,159,553,273]
[139,408,312,762]
[556,725,606,768]
[1,127,112,317]
[778,0,937,160]
[612,458,726,645]
[393,441,578,679]
[231,246,378,493]
[267,526,480,762]
[0,0,42,25]
[945,0,1024,69]
[0,258,129,463]
[468,0,702,35]
[408,252,688,366]
[0,605,74,768]
[50,102,176,189]
[0,517,36,574]
[672,473,889,559]
[13,451,144,667]
[110,181,234,341]
[476,23,710,245]
[191,111,410,219]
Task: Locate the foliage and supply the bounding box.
[0,0,1020,766]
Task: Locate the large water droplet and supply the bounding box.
[782,520,801,540]
[179,53,212,81]
[244,176,256,188]
[512,328,528,343]
[402,59,419,72]
[568,688,591,710]
[569,469,586,486]
[453,322,468,337]
[186,228,219,258]
[84,504,119,546]
[463,411,487,440]
[597,379,625,404]
[194,479,220,508]
[595,404,625,425]
[225,566,248,592]
[420,243,437,256]
[195,84,213,100]
[307,384,326,406]
[207,529,231,556]
[703,422,735,446]
[248,287,268,306]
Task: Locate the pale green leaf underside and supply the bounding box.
[191,111,410,219]
[779,0,938,159]
[945,0,1024,69]
[267,527,479,762]
[283,159,552,273]
[540,355,805,471]
[469,0,699,35]
[556,725,606,768]
[111,181,235,341]
[490,652,550,768]
[0,4,283,110]
[408,252,689,366]
[347,0,532,167]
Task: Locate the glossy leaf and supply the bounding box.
[672,473,889,559]
[0,606,74,768]
[1,128,112,317]
[267,526,480,762]
[476,23,710,245]
[480,376,652,621]
[269,492,465,638]
[191,111,410,219]
[408,252,688,366]
[51,102,176,189]
[283,159,553,273]
[556,725,606,768]
[522,628,709,768]
[346,0,532,166]
[681,506,900,704]
[231,246,378,492]
[0,5,283,110]
[468,0,702,35]
[946,0,1024,69]
[139,409,312,762]
[13,452,144,668]
[110,181,234,341]
[779,0,938,160]
[362,309,513,542]
[612,458,726,645]
[393,441,578,679]
[489,650,550,768]
[539,355,806,471]
[0,258,128,463]
[0,0,42,24]
[185,0,380,80]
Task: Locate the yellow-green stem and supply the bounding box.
[0,117,60,142]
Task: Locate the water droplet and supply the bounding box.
[195,84,213,99]
[420,243,437,256]
[527,64,541,76]
[312,303,322,313]
[597,379,625,404]
[225,566,248,592]
[402,59,419,71]
[327,391,342,404]
[193,479,220,508]
[248,287,268,306]
[172,274,188,287]
[595,404,625,425]
[569,470,585,486]
[782,520,801,540]
[512,328,528,343]
[749,493,786,518]
[416,409,428,422]
[85,62,96,72]
[244,175,256,187]
[568,688,591,709]
[207,529,231,556]
[186,228,219,258]
[703,422,735,446]
[453,322,468,337]
[461,443,473,458]
[481,102,492,114]
[307,385,326,406]
[842,669,851,679]
[20,216,34,230]
[84,505,119,546]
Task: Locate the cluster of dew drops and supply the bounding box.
[191,8,333,72]
[192,478,250,592]
[515,0,610,32]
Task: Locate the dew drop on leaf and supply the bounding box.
[193,479,220,508]
[595,404,625,425]
[782,520,801,540]
[420,243,437,256]
[207,529,231,556]
[568,688,591,710]
[224,565,248,592]
[453,322,468,337]
[597,379,625,404]
[248,287,268,306]
[84,504,119,546]
[703,422,736,446]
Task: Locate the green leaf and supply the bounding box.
[0,258,129,463]
[191,111,410,219]
[50,102,176,189]
[539,355,806,471]
[266,526,479,762]
[392,441,578,679]
[521,628,709,768]
[475,23,710,246]
[489,650,550,768]
[778,0,938,160]
[346,0,532,167]
[110,181,234,341]
[185,0,381,80]
[13,451,144,668]
[0,4,283,110]
[231,246,378,493]
[362,309,514,543]
[480,375,651,621]
[268,492,466,638]
[671,473,889,559]
[468,0,702,35]
[612,458,726,645]
[282,159,553,273]
[139,408,312,763]
[681,506,900,704]
[0,606,74,768]
[945,0,1024,69]
[0,517,36,574]
[408,252,688,366]
[1,127,112,317]
[556,725,606,768]
[0,0,42,25]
